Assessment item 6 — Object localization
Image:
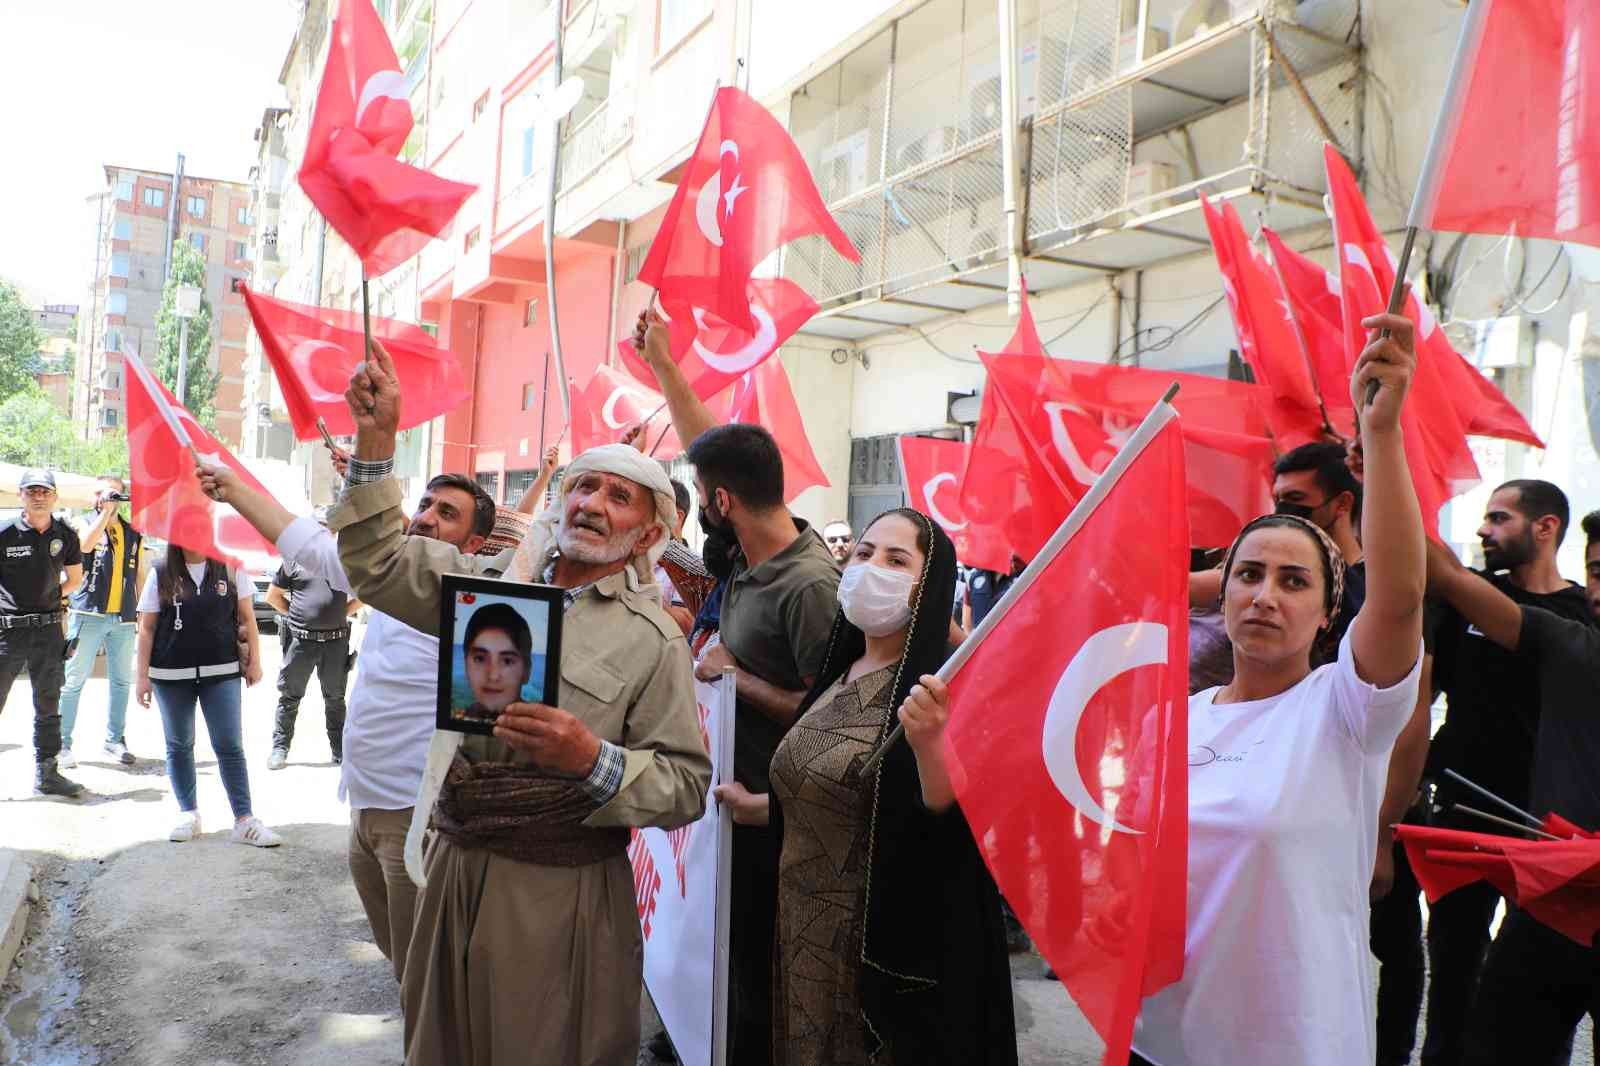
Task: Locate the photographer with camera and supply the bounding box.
[59,474,146,768]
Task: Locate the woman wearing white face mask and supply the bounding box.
[715,508,1017,1066]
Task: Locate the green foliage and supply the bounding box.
[0,390,129,477]
[154,241,220,427]
[0,278,44,402]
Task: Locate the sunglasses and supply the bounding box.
[825,535,851,544]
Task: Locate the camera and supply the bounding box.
[104,492,131,502]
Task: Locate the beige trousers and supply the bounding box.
[401,836,643,1066]
[348,805,419,984]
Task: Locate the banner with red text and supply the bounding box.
[630,672,734,1066]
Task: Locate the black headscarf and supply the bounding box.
[780,508,1017,1065]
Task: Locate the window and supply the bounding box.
[112,216,131,240]
[523,299,538,328]
[472,92,489,122]
[115,178,134,201]
[142,186,165,209]
[104,329,122,353]
[99,407,119,428]
[522,383,538,410]
[110,251,129,278]
[463,227,481,253]
[504,468,539,502]
[657,0,712,53]
[624,244,649,284]
[189,232,206,252]
[474,470,501,502]
[230,276,245,294]
[232,240,248,260]
[521,126,539,178]
[236,205,251,226]
[107,292,128,315]
[187,195,207,218]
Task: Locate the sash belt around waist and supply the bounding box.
[148,661,241,682]
[432,755,628,868]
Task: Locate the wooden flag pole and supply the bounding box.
[361,275,373,358]
[858,381,1184,777]
[1443,767,1544,829]
[1450,805,1563,842]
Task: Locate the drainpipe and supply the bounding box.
[542,0,572,424]
[164,153,185,282]
[997,0,1024,316]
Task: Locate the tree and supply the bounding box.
[0,278,43,402]
[154,241,221,427]
[0,390,128,477]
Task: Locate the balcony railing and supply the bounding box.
[557,100,632,193]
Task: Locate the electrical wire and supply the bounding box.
[1113,295,1226,359]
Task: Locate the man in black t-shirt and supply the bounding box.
[265,555,359,769]
[1417,480,1594,1066]
[0,470,85,796]
[1427,515,1600,1066]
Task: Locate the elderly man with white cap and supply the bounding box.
[331,342,710,1066]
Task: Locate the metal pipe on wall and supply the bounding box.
[542,0,572,425]
[996,0,1024,316]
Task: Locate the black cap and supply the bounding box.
[18,469,56,491]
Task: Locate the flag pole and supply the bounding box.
[1443,767,1544,829]
[859,381,1184,775]
[361,275,373,358]
[1361,0,1485,409]
[1450,804,1563,842]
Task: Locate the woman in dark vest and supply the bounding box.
[714,508,1017,1065]
[134,543,280,847]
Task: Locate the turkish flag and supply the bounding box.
[1326,146,1479,536]
[571,365,690,457]
[975,350,1273,553]
[241,284,469,441]
[1200,195,1327,447]
[637,87,858,333]
[122,349,280,569]
[724,357,830,502]
[896,435,1011,572]
[1263,228,1356,437]
[1409,0,1600,248]
[943,414,1188,1066]
[613,277,819,402]
[299,0,475,277]
[1397,825,1600,947]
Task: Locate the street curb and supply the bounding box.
[0,849,34,981]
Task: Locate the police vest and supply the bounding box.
[148,561,240,682]
[70,517,142,621]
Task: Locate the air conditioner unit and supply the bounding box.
[967,76,1003,139]
[894,126,960,174]
[957,227,1000,272]
[1126,161,1178,214]
[98,369,122,390]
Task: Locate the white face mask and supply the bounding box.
[837,561,915,637]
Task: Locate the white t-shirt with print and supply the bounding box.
[134,563,255,613]
[1132,630,1421,1066]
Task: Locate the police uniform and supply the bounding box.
[60,510,143,759]
[0,484,83,778]
[269,559,351,765]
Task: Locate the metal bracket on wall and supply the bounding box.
[830,347,869,370]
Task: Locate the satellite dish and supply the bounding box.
[534,77,586,128]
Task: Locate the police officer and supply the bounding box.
[58,474,144,768]
[265,529,358,770]
[0,470,86,796]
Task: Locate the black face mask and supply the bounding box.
[702,523,740,581]
[1274,500,1318,522]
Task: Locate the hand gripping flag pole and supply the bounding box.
[859,381,1183,776]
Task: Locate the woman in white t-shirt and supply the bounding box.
[134,543,280,848]
[1130,312,1427,1066]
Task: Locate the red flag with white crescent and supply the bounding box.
[122,349,280,569]
[943,410,1188,1066]
[896,436,1011,572]
[637,87,858,333]
[1262,228,1356,438]
[571,365,691,457]
[241,284,469,441]
[299,0,475,277]
[613,277,819,402]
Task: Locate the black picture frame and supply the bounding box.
[437,574,563,737]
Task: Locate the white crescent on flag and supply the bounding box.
[693,140,741,248]
[1041,621,1167,835]
[690,302,777,374]
[289,339,351,403]
[922,471,967,531]
[355,70,411,129]
[601,384,656,430]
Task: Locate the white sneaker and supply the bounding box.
[56,749,77,770]
[169,811,200,843]
[231,817,282,848]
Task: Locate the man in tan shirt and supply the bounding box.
[329,343,711,1066]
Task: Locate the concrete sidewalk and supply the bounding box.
[0,849,32,985]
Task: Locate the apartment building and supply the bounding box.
[74,163,255,448]
[31,303,78,418]
[259,0,1600,571]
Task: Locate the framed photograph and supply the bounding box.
[437,574,563,736]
